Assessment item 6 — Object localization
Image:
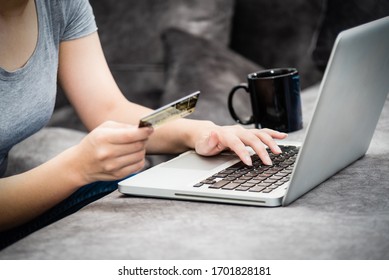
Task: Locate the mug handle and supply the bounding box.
[228,83,255,125]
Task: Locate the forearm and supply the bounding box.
[0,146,83,231]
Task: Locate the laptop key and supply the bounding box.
[249,186,266,192]
[234,179,248,184]
[209,180,230,189]
[266,184,280,190]
[240,183,255,188]
[222,182,240,190]
[214,173,228,178]
[235,186,251,191]
[201,179,216,185]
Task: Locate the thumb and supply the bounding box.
[207,131,226,153]
[207,131,218,148]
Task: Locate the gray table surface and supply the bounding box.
[1,85,389,260]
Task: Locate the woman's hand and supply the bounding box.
[193,124,288,166]
[72,121,153,184]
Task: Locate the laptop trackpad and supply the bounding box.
[161,152,237,171]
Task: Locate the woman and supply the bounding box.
[0,0,287,247]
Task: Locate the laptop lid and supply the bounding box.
[282,16,389,205]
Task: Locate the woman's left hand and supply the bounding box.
[194,124,288,166]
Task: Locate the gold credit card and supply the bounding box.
[139,91,200,128]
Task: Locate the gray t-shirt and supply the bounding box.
[0,0,97,177]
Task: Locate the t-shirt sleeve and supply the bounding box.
[60,0,97,41]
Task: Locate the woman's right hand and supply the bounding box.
[72,121,153,184]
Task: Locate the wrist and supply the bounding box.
[59,145,92,188]
[182,119,217,149]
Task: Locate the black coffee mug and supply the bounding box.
[228,68,303,132]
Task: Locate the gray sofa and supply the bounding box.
[1,0,389,259]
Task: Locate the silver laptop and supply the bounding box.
[119,16,389,207]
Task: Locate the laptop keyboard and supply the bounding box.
[193,145,299,193]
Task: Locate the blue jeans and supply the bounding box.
[0,180,119,250]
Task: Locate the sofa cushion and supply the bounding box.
[83,0,235,109]
[4,128,86,177]
[162,28,263,126]
[229,0,324,88]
